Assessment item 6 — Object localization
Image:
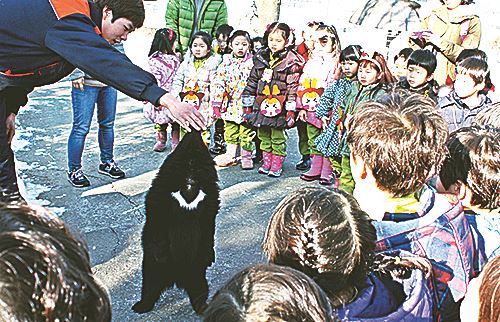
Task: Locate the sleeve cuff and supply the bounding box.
[141,84,167,107]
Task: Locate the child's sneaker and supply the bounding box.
[67,168,91,187]
[98,161,125,179]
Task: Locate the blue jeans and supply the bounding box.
[68,85,117,170]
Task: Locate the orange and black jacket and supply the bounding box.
[0,0,166,106]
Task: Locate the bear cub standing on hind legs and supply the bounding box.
[132,131,220,314]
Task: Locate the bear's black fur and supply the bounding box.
[132,131,220,314]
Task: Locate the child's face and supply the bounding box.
[230,36,250,58]
[302,27,316,51]
[191,38,210,58]
[407,64,432,88]
[454,70,485,99]
[253,41,263,52]
[217,34,228,51]
[358,63,381,86]
[268,31,286,54]
[393,56,408,80]
[341,60,359,78]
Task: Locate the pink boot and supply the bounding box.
[300,154,322,181]
[214,144,238,167]
[153,130,167,152]
[258,151,273,174]
[240,148,254,170]
[268,154,286,177]
[319,156,334,185]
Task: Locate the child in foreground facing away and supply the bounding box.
[262,186,434,321]
[347,91,481,321]
[143,28,181,152]
[396,49,439,102]
[460,255,500,322]
[204,264,335,322]
[0,203,111,321]
[438,57,491,132]
[437,126,500,261]
[242,21,305,177]
[337,51,394,194]
[314,45,362,185]
[171,31,222,144]
[296,24,340,186]
[211,30,255,169]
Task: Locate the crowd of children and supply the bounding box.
[138,17,498,322]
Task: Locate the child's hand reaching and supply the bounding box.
[297,110,307,122]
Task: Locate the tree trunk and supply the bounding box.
[255,0,281,31]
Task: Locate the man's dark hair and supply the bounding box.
[215,24,234,38]
[407,49,437,75]
[93,0,145,29]
[347,91,449,197]
[204,264,336,322]
[439,126,500,209]
[0,204,111,321]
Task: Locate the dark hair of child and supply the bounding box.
[263,186,432,307]
[203,264,336,322]
[263,21,296,50]
[215,24,234,38]
[252,36,263,45]
[189,31,213,53]
[456,57,490,86]
[229,30,254,52]
[148,27,177,57]
[438,126,500,209]
[474,102,500,129]
[359,52,395,84]
[457,48,488,64]
[0,204,111,321]
[478,256,500,321]
[340,45,363,63]
[347,91,448,197]
[407,49,437,75]
[394,47,414,63]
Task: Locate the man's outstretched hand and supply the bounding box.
[158,94,206,132]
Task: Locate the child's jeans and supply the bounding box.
[68,85,117,170]
[257,126,287,156]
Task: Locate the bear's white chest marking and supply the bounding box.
[171,190,206,210]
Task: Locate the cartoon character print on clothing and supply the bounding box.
[256,84,286,117]
[180,82,205,110]
[297,78,325,112]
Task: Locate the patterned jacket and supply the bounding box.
[143,52,181,124]
[337,81,386,156]
[242,47,305,129]
[296,53,339,128]
[211,52,254,124]
[374,185,481,321]
[314,77,352,157]
[171,53,222,126]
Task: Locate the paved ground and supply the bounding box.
[14,81,315,322]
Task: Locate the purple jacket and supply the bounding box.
[337,259,433,321]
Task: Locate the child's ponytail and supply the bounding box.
[369,252,432,280]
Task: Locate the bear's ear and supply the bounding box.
[316,87,325,96]
[196,93,205,101]
[179,92,187,100]
[271,84,280,96]
[262,85,271,96]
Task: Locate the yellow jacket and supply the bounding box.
[411,5,481,85]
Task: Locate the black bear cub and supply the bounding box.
[132,131,220,314]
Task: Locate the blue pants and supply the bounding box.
[68,85,117,170]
